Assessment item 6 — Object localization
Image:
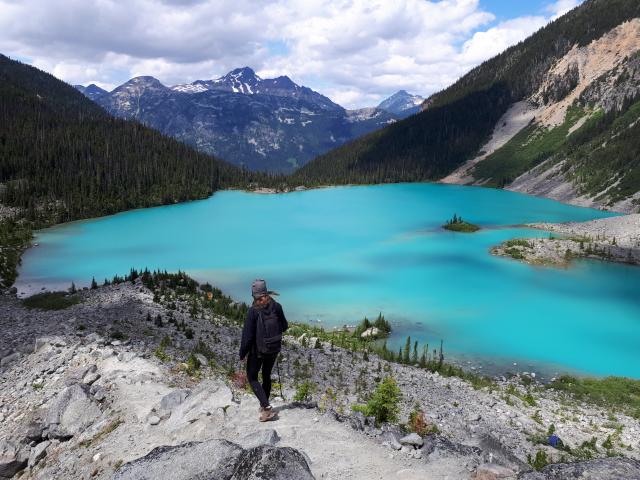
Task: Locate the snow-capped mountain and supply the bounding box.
[377,90,424,118]
[77,68,398,172]
[171,67,340,111]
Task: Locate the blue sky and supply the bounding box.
[0,0,582,108]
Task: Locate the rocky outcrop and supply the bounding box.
[0,440,28,479]
[2,281,640,479]
[517,457,640,479]
[113,439,314,480]
[113,439,243,480]
[44,383,102,439]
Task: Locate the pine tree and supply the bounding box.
[403,336,411,364]
[90,277,98,289]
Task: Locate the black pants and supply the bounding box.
[246,352,277,408]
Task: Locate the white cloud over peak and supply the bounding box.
[0,0,583,108]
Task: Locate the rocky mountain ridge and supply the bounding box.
[445,18,640,213]
[76,68,416,173]
[294,0,640,213]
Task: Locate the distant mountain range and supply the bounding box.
[294,0,640,213]
[76,68,422,172]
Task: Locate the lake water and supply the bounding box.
[16,184,640,378]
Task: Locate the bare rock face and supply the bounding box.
[114,439,243,480]
[113,439,314,480]
[517,457,640,480]
[45,384,102,439]
[0,439,28,479]
[230,445,314,480]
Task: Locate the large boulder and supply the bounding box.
[0,439,28,479]
[517,457,640,480]
[230,445,314,480]
[239,429,281,449]
[113,439,243,480]
[45,384,101,439]
[113,439,315,480]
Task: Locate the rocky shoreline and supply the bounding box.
[492,214,640,267]
[1,279,639,479]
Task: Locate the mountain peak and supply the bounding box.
[228,66,258,78]
[123,76,165,88]
[74,83,108,100]
[377,90,424,117]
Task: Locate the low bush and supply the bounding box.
[22,291,81,310]
[352,376,402,424]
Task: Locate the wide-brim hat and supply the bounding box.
[251,279,279,298]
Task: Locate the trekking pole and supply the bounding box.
[277,355,286,401]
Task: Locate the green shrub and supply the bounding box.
[154,345,170,362]
[353,376,402,424]
[548,375,640,416]
[527,450,549,471]
[22,292,81,310]
[293,380,316,402]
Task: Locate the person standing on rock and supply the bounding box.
[240,279,288,422]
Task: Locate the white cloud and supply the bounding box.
[546,0,582,20]
[459,16,547,65]
[0,0,583,108]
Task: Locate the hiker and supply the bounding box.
[239,279,288,422]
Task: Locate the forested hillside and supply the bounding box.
[293,0,640,212]
[0,54,272,286]
[0,54,255,224]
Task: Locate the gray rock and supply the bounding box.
[421,434,482,459]
[239,429,280,449]
[400,433,424,447]
[380,432,402,451]
[148,415,161,426]
[475,463,516,479]
[34,336,67,352]
[230,445,315,480]
[85,333,105,345]
[91,385,107,402]
[159,389,190,411]
[479,434,529,471]
[517,457,640,480]
[113,439,243,480]
[28,440,50,468]
[118,352,137,362]
[45,384,101,439]
[0,352,21,367]
[22,421,44,443]
[0,439,28,478]
[82,372,101,385]
[194,354,208,367]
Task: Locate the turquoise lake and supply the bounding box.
[16,184,640,378]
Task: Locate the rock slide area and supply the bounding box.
[493,214,640,267]
[1,280,640,479]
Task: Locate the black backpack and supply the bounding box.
[256,304,282,356]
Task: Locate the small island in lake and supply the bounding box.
[443,213,480,233]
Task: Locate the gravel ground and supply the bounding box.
[1,281,639,479]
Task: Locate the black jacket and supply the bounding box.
[239,299,288,360]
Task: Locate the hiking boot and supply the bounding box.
[259,406,276,422]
